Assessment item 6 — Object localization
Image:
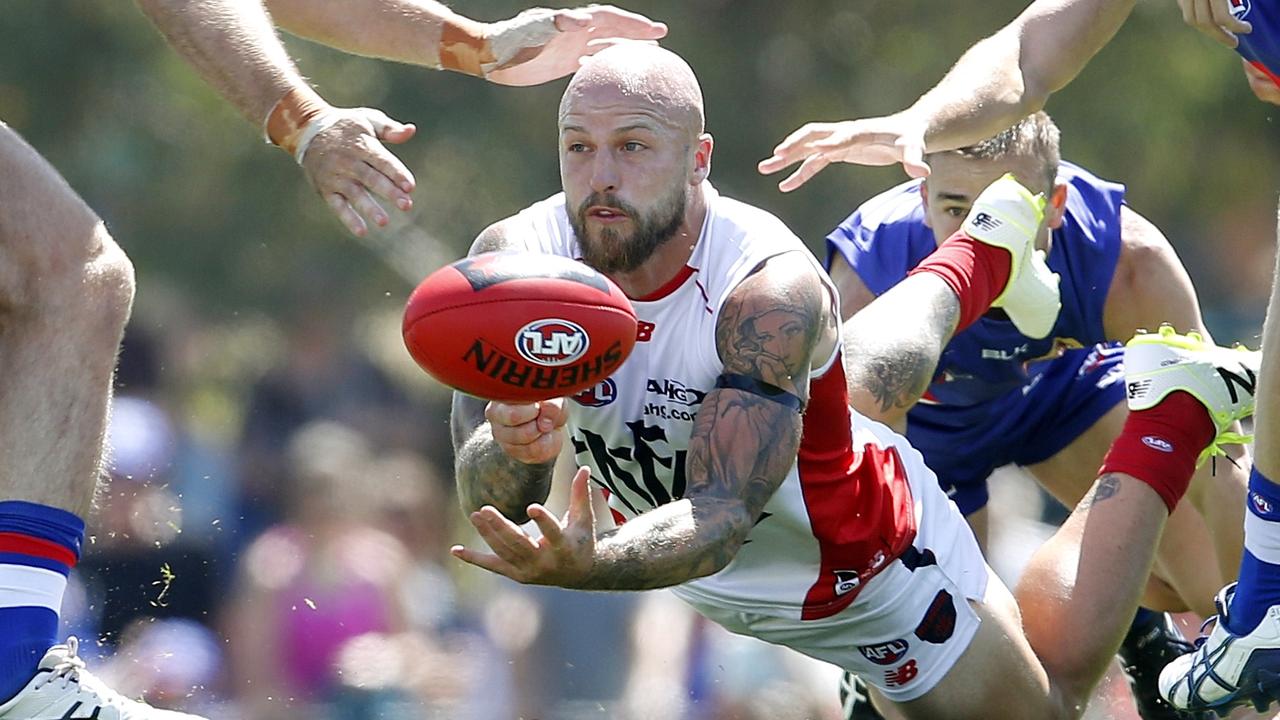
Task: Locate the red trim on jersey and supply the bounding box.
[630,265,696,302]
[0,532,78,568]
[1252,60,1280,90]
[797,354,917,621]
[598,487,628,526]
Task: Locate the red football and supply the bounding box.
[402,251,638,402]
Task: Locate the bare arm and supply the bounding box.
[842,273,958,430]
[909,0,1138,154]
[580,254,828,589]
[264,1,666,84]
[450,220,557,522]
[760,0,1137,187]
[1102,206,1211,342]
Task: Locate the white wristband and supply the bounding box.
[292,112,343,165]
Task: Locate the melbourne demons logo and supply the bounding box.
[516,319,590,367]
[573,378,618,407]
[1230,0,1251,19]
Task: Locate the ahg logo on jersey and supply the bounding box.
[516,319,590,366]
[859,639,910,666]
[646,378,706,406]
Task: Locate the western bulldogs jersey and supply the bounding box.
[826,162,1124,425]
[504,184,919,621]
[1233,0,1280,84]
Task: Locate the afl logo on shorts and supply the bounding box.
[516,319,590,367]
[573,378,618,407]
[1230,0,1251,19]
[1252,491,1274,516]
[859,639,910,666]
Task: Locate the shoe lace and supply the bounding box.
[32,637,86,692]
[1198,431,1253,466]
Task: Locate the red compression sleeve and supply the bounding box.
[1098,392,1216,512]
[907,231,1012,332]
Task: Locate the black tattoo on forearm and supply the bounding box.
[1080,473,1122,510]
[844,277,959,416]
[450,393,553,523]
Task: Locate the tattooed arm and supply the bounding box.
[841,272,959,430]
[451,219,559,522]
[577,253,831,589]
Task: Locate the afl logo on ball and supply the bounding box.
[1230,0,1251,18]
[517,319,590,367]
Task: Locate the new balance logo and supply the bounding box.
[1127,379,1152,399]
[1217,366,1257,405]
[969,212,1001,232]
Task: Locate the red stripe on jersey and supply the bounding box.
[0,532,78,568]
[630,265,696,302]
[797,354,917,621]
[598,487,628,526]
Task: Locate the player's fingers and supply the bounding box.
[473,507,539,560]
[450,544,521,578]
[1186,0,1239,46]
[574,6,668,39]
[899,137,931,179]
[567,467,595,527]
[537,398,569,432]
[354,135,416,195]
[1210,0,1252,34]
[778,152,831,193]
[492,418,546,446]
[581,37,659,60]
[341,181,390,229]
[528,504,563,544]
[357,162,413,212]
[324,192,368,237]
[759,125,832,173]
[487,401,541,428]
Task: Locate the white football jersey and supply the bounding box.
[507,184,921,621]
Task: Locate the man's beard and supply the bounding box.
[569,187,687,275]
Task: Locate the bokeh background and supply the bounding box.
[1,1,1277,718]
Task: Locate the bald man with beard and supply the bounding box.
[446,44,1259,720]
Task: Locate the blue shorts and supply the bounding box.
[904,343,1126,515]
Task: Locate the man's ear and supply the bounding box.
[1046,182,1069,230]
[692,133,713,183]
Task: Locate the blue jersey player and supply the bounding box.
[826,113,1251,720]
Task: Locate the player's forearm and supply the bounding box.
[843,274,958,426]
[264,0,477,70]
[453,423,554,523]
[908,0,1136,153]
[135,0,312,126]
[579,497,753,591]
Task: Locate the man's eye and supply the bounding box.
[622,141,645,152]
[945,207,967,218]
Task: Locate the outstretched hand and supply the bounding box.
[451,466,598,587]
[298,107,416,237]
[483,5,668,86]
[758,114,931,191]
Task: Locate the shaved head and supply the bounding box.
[560,43,705,139]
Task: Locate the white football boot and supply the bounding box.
[960,173,1061,339]
[1123,325,1259,462]
[0,637,206,719]
[1159,584,1280,718]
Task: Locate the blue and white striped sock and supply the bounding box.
[1227,468,1280,635]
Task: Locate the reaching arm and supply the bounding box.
[264,1,666,84]
[759,0,1137,188]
